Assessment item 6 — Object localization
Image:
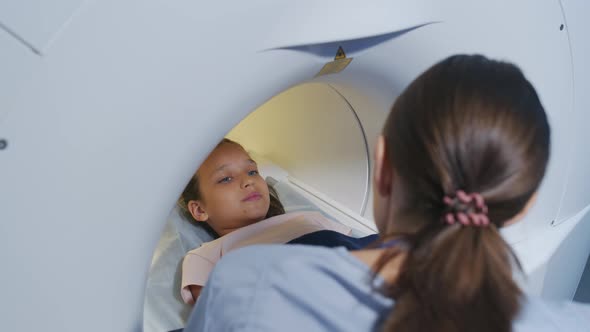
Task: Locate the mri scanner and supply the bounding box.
[1,0,590,331]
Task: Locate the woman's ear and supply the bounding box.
[374,135,393,197]
[187,200,209,222]
[503,192,538,227]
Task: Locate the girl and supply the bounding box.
[178,139,351,305]
[185,55,590,331]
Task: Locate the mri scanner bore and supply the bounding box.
[3,1,590,331]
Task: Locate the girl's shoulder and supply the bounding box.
[265,210,326,222]
[184,235,224,260]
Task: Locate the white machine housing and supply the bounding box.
[1,1,589,331]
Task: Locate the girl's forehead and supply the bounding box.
[201,144,253,174]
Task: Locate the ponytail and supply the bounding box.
[380,224,522,332]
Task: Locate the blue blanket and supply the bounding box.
[287,230,378,250]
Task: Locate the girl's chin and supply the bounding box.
[235,214,265,225]
[251,213,268,222]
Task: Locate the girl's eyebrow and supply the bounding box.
[212,159,257,174]
[213,164,229,173]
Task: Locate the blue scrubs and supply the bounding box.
[185,245,590,331]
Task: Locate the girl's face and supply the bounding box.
[189,143,270,236]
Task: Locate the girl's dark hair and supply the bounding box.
[377,55,550,332]
[178,138,285,238]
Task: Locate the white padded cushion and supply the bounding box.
[144,205,214,332]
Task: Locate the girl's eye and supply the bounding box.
[248,170,259,176]
[218,177,232,183]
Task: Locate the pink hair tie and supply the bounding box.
[442,190,490,227]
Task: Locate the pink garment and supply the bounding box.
[180,211,351,304]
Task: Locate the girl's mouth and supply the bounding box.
[242,192,262,202]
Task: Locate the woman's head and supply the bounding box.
[373,55,550,332]
[180,139,284,237]
[374,54,549,234]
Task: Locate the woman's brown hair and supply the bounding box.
[377,55,550,332]
[178,138,285,238]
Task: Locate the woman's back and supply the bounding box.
[187,245,590,332]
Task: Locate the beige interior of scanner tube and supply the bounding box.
[228,82,384,222]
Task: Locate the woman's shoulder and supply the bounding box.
[209,244,375,291]
[515,296,590,331]
[192,245,392,331]
[216,244,356,273]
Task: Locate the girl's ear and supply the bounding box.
[187,200,209,222]
[374,135,393,197]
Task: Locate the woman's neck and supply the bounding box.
[350,248,407,284]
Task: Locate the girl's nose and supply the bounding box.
[241,176,254,188]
